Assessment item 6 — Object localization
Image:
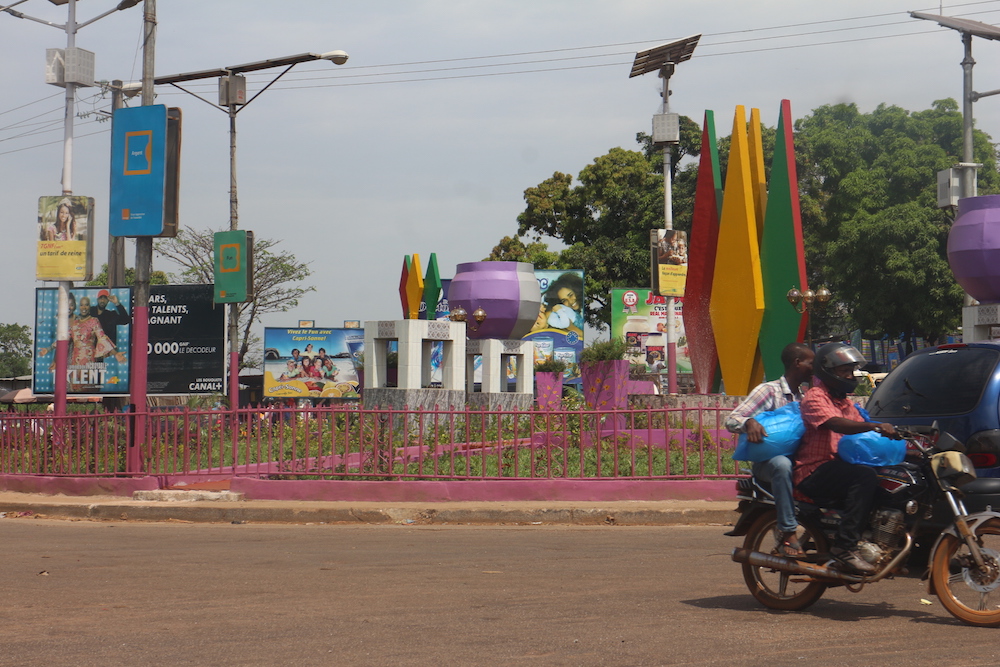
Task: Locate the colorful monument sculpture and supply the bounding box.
[684,111,723,395]
[687,101,808,395]
[366,256,540,410]
[708,106,765,396]
[758,100,808,379]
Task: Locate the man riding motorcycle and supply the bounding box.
[795,342,897,574]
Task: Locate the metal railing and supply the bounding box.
[0,405,741,480]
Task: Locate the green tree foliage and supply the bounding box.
[86,264,170,287]
[501,100,997,340]
[794,99,998,339]
[155,229,315,370]
[0,323,32,377]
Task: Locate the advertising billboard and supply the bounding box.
[33,285,225,395]
[652,229,688,297]
[263,327,364,400]
[523,269,585,382]
[36,195,94,281]
[611,288,692,374]
[146,285,225,394]
[33,286,131,394]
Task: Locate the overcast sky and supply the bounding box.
[3,0,1000,341]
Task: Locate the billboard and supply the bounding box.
[33,286,131,394]
[33,285,225,395]
[611,288,691,374]
[653,229,688,297]
[146,285,225,394]
[109,104,167,236]
[36,195,94,281]
[263,327,364,400]
[523,269,585,382]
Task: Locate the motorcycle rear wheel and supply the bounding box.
[741,510,829,611]
[931,517,1000,627]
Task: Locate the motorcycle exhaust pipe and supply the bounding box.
[732,547,868,584]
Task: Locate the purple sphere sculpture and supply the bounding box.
[948,195,1000,303]
[448,262,541,339]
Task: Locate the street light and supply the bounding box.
[2,0,142,416]
[629,35,700,395]
[119,50,349,403]
[787,285,831,348]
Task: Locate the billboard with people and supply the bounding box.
[522,269,585,382]
[263,327,364,400]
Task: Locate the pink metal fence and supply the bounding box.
[0,405,742,480]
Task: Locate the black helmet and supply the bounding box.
[814,342,866,396]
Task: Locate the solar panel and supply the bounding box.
[630,35,701,78]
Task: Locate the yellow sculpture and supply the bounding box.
[709,106,765,396]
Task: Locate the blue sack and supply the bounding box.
[838,430,906,467]
[733,402,805,462]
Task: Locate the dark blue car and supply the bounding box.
[866,342,1000,477]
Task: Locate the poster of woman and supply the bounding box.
[522,269,585,382]
[36,196,94,281]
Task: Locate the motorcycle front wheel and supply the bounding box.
[741,510,829,611]
[931,517,1000,627]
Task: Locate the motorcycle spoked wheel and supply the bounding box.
[741,510,829,611]
[931,517,1000,627]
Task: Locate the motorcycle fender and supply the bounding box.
[723,502,769,537]
[926,511,1000,595]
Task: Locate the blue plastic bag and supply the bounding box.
[838,430,906,466]
[733,402,805,462]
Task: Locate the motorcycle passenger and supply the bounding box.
[726,342,814,557]
[794,342,897,575]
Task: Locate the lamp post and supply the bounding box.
[2,0,142,416]
[449,306,487,333]
[120,50,349,405]
[786,285,831,348]
[629,35,700,395]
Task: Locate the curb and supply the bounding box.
[0,501,737,526]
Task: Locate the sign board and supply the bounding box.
[36,195,94,281]
[651,229,688,297]
[522,270,585,383]
[109,104,168,236]
[146,285,225,394]
[33,285,224,395]
[33,287,132,395]
[611,288,691,374]
[214,230,254,303]
[263,327,364,400]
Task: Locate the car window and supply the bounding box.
[867,347,999,418]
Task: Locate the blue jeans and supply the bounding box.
[752,455,797,534]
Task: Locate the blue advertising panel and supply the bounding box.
[109,104,167,236]
[523,269,585,383]
[33,287,132,395]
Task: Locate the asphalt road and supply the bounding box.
[1,520,998,666]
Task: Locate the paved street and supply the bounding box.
[2,520,998,666]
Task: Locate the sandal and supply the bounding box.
[777,531,805,558]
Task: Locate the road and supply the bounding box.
[1,520,997,666]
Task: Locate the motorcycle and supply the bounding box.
[728,425,1000,627]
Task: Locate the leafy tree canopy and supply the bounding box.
[496,99,999,339]
[0,323,32,377]
[155,229,314,370]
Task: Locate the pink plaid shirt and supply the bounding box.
[793,383,863,485]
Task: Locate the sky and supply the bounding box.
[3,0,1000,348]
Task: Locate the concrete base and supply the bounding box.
[466,392,534,411]
[133,490,246,502]
[363,387,467,411]
[963,303,1000,343]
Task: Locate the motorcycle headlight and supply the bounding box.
[931,450,977,489]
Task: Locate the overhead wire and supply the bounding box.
[2,2,1000,152]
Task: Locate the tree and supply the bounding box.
[793,99,999,339]
[86,264,170,287]
[0,323,32,377]
[155,229,315,370]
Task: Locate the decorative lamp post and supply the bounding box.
[786,285,831,348]
[449,306,487,333]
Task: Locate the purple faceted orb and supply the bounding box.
[949,195,1000,303]
[448,262,541,339]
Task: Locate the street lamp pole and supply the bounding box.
[2,0,142,415]
[121,50,349,406]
